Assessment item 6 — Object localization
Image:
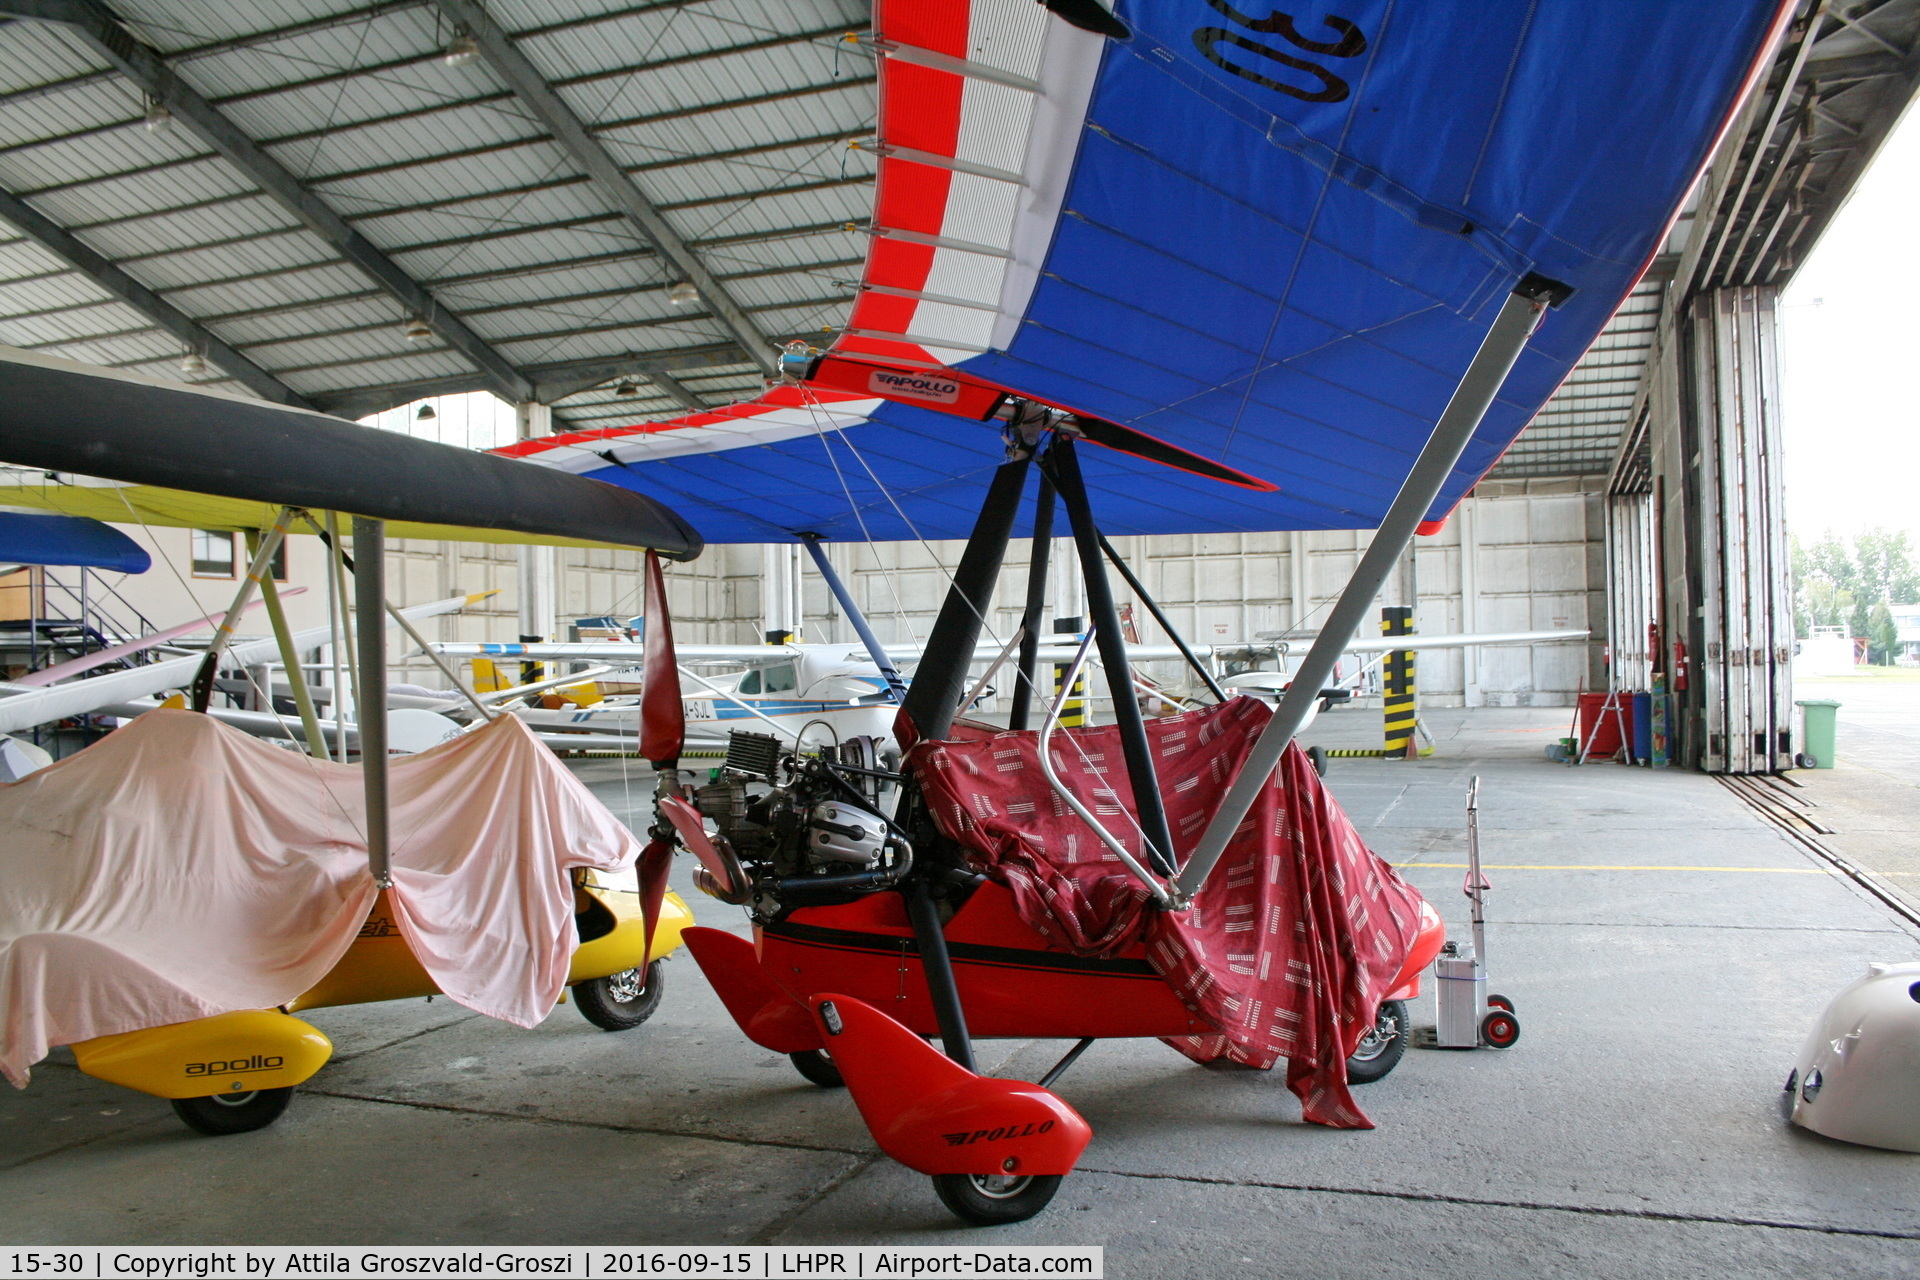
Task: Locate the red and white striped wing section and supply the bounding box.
[494,388,881,475]
[841,0,1103,369]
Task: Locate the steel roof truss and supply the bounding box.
[1,0,535,402]
[431,0,778,376]
[0,180,311,407]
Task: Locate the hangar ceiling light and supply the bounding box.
[442,34,480,67]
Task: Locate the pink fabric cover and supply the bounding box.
[0,709,639,1087]
[911,697,1426,1128]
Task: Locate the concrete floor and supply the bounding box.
[1794,673,1920,917]
[5,707,1920,1277]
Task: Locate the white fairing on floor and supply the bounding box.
[1791,960,1920,1153]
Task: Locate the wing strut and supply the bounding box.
[353,517,392,888]
[1172,275,1568,903]
[799,533,906,704]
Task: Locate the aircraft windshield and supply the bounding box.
[739,664,796,696]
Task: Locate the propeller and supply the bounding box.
[640,549,684,766]
[638,548,685,968]
[1068,415,1277,492]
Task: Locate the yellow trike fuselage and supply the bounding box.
[70,881,693,1102]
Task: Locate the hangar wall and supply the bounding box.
[379,478,1609,710]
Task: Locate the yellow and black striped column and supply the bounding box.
[1051,617,1088,727]
[1381,606,1416,758]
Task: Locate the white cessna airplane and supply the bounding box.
[424,625,1588,754]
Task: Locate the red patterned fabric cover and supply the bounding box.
[911,697,1426,1128]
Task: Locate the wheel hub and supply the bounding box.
[1350,1008,1398,1062]
[969,1174,1033,1200]
[604,967,645,1003]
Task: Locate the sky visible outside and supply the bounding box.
[1780,104,1920,543]
[358,389,518,450]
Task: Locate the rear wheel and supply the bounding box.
[1345,999,1408,1084]
[573,960,665,1031]
[172,1087,294,1135]
[933,1173,1063,1225]
[1307,745,1328,777]
[789,1049,844,1087]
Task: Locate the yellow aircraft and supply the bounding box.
[67,874,693,1135]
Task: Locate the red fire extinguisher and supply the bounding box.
[1672,639,1689,691]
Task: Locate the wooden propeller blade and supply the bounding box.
[1070,416,1277,492]
[640,550,685,765]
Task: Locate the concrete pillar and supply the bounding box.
[1459,501,1481,707]
[761,543,800,642]
[1288,530,1308,632]
[515,401,557,644]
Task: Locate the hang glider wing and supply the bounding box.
[498,0,1786,543]
[0,347,701,559]
[0,511,149,573]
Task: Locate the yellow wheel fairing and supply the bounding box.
[71,1009,331,1099]
[568,890,693,985]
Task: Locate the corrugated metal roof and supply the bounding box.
[0,0,872,422]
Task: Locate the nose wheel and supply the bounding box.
[933,1172,1064,1225]
[172,1086,294,1135]
[788,1048,845,1087]
[1345,999,1409,1083]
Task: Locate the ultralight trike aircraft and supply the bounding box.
[0,0,1786,1233]
[492,0,1786,1226]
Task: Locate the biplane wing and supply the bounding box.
[496,0,1787,542]
[0,345,700,558]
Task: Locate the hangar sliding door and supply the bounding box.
[1684,286,1796,774]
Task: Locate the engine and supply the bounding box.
[686,730,911,920]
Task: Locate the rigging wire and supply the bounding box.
[788,387,1164,868]
[792,386,920,647]
[97,484,371,847]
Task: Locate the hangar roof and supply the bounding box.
[0,0,873,427]
[0,0,1914,480]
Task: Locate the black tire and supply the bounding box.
[789,1048,845,1088]
[171,1087,294,1135]
[1795,752,1817,770]
[1480,1008,1521,1049]
[1345,999,1408,1084]
[1307,745,1327,777]
[1486,993,1515,1014]
[933,1173,1063,1225]
[573,960,665,1031]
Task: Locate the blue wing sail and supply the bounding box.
[504,0,1787,542]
